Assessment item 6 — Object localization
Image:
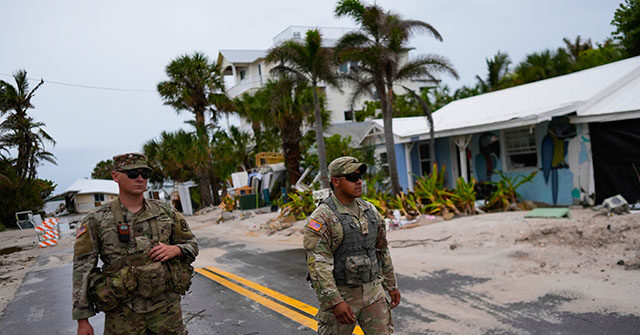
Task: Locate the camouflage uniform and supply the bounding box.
[72,153,198,335]
[303,157,398,335]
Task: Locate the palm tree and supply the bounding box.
[265,29,339,189]
[251,77,313,186]
[334,0,458,195]
[476,51,512,92]
[514,49,573,84]
[563,35,593,63]
[0,70,56,181]
[157,52,228,206]
[91,160,115,180]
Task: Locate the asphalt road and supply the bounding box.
[1,237,639,334]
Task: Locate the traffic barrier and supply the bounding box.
[35,217,61,248]
[41,230,60,240]
[38,239,58,248]
[36,217,59,231]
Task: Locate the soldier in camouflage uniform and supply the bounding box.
[303,156,401,335]
[73,153,198,335]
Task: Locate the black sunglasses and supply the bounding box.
[120,169,151,180]
[338,172,362,182]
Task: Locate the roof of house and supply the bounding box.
[372,55,640,142]
[64,179,119,195]
[218,50,266,64]
[325,121,382,147]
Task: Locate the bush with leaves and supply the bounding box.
[452,177,477,215]
[280,190,316,220]
[0,159,56,228]
[220,194,236,212]
[389,192,423,219]
[485,170,537,211]
[413,164,459,216]
[362,173,393,218]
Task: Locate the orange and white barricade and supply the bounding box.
[35,217,60,248]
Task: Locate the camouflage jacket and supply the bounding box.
[72,198,198,320]
[303,195,397,311]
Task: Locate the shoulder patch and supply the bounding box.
[307,219,323,232]
[76,223,87,238]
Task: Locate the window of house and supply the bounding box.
[239,69,246,81]
[418,142,432,175]
[504,127,538,170]
[379,152,390,175]
[258,64,262,76]
[94,194,105,202]
[344,110,354,121]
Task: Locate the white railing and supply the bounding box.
[226,77,265,98]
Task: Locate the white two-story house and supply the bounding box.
[218,25,428,124]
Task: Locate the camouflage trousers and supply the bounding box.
[104,296,187,335]
[317,283,393,335]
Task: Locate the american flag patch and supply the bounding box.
[307,219,323,231]
[76,224,87,238]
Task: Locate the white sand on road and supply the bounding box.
[1,207,638,333]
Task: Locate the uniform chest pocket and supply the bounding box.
[133,262,167,298]
[345,255,373,286]
[98,225,123,257]
[153,216,173,243]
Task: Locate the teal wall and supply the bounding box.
[402,121,584,205]
[395,143,409,192]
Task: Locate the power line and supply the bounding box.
[0,72,156,93]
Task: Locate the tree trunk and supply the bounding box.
[281,116,302,187]
[381,86,402,195]
[209,171,222,205]
[312,83,330,189]
[16,117,30,181]
[196,168,214,207]
[194,109,215,207]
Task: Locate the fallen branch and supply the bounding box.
[389,235,451,248]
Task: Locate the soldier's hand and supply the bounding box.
[77,318,94,335]
[389,289,401,309]
[149,242,182,262]
[332,301,356,324]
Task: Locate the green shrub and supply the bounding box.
[452,177,477,215]
[280,190,316,220]
[485,171,537,211]
[414,164,458,216]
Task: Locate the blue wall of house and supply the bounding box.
[435,138,454,187]
[479,121,575,205]
[402,121,579,205]
[395,143,409,192]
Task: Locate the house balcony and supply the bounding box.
[226,76,265,98]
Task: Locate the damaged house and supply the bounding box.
[332,55,640,206]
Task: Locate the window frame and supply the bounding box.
[94,193,105,202]
[418,140,432,176]
[501,126,539,172]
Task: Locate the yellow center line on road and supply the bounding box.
[204,265,318,316]
[194,267,318,331]
[195,267,365,335]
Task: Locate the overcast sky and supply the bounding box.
[0,0,622,194]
